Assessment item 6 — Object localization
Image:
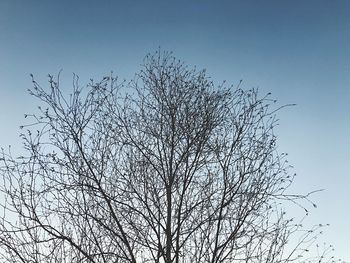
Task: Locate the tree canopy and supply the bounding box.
[0,51,338,263]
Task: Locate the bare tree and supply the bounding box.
[0,51,339,263]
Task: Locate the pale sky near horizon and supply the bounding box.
[0,0,349,261]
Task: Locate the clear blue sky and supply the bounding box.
[0,0,349,260]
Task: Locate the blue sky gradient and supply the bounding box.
[1,0,349,260]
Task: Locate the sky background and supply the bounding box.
[0,0,349,261]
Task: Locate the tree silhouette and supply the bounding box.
[0,51,338,263]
